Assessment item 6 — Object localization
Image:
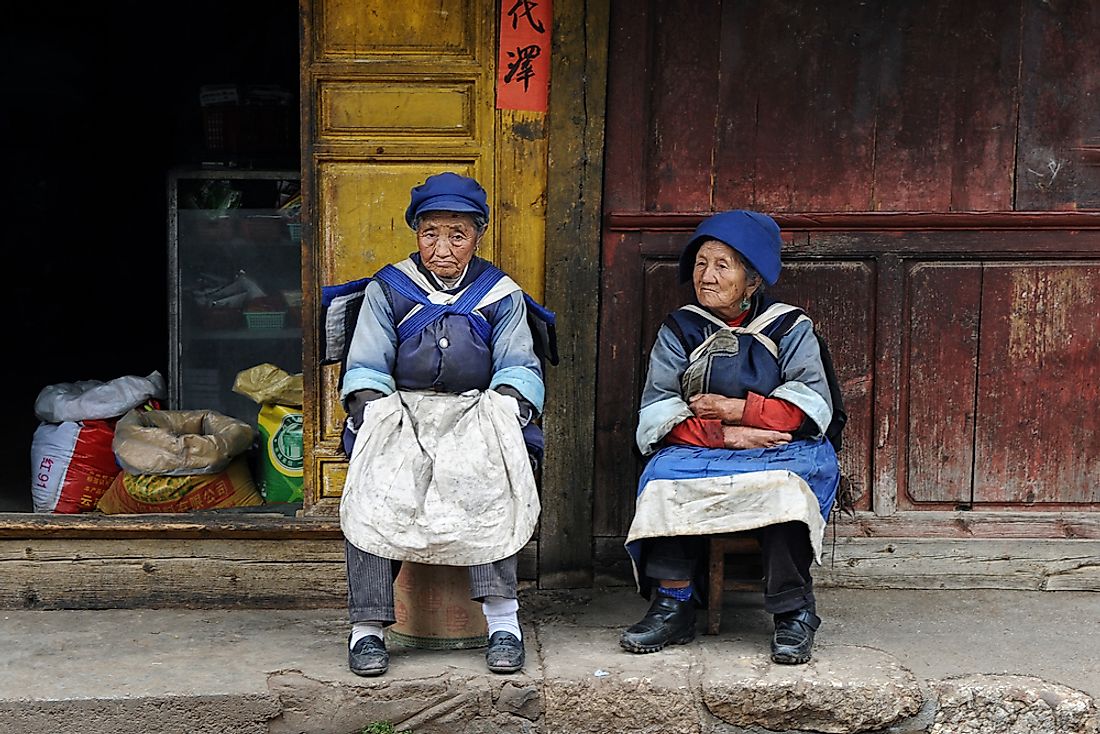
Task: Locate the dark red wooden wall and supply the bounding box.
[595,0,1100,542]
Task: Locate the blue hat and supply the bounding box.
[678,210,782,286]
[404,172,490,229]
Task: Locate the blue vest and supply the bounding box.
[374,257,507,394]
[662,295,804,400]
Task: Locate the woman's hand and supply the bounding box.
[721,425,792,449]
[689,393,746,424]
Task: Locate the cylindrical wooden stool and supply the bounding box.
[388,562,488,649]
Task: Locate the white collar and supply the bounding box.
[429,264,469,291]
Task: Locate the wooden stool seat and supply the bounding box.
[706,533,763,635]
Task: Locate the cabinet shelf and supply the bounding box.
[168,167,303,424]
[186,328,303,341]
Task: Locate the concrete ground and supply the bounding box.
[1,586,1098,733]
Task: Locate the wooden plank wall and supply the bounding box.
[539,0,610,588]
[595,0,1100,565]
[300,0,550,517]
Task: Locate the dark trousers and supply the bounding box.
[345,541,518,625]
[643,521,815,615]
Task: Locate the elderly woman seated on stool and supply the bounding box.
[338,172,547,677]
[620,210,840,664]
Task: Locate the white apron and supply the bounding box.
[340,389,540,566]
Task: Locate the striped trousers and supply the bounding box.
[345,541,518,625]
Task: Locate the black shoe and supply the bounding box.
[348,634,389,676]
[619,594,697,654]
[486,631,525,673]
[770,608,820,665]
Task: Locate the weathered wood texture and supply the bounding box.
[905,263,981,505]
[596,222,1100,535]
[1015,0,1100,210]
[0,536,538,610]
[301,0,551,517]
[592,529,1100,592]
[972,263,1100,505]
[598,0,1100,546]
[538,0,610,588]
[610,0,1100,213]
[0,513,342,539]
[816,538,1100,592]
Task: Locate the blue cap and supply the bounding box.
[678,210,782,286]
[404,172,490,229]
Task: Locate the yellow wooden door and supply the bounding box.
[300,0,548,514]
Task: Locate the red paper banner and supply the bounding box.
[496,0,552,112]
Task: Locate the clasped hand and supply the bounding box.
[688,393,791,449]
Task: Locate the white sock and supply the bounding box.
[482,596,522,641]
[350,622,385,649]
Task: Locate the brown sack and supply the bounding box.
[96,456,262,514]
[232,363,303,407]
[112,409,255,476]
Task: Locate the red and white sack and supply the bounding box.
[31,420,121,513]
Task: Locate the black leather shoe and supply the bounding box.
[771,608,821,664]
[619,595,697,654]
[348,634,389,676]
[486,631,525,673]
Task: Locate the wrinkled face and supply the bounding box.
[692,240,760,319]
[415,211,483,280]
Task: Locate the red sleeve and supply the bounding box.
[665,418,725,448]
[741,392,805,432]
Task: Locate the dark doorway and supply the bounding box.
[1,3,300,511]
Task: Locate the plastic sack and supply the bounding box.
[96,456,262,514]
[231,363,302,407]
[31,420,121,513]
[233,364,303,503]
[112,409,255,477]
[34,371,166,423]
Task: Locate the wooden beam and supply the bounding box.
[593,529,1100,592]
[607,211,1100,232]
[0,512,342,540]
[831,510,1100,539]
[538,0,610,589]
[0,536,539,610]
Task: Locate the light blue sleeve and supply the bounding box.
[340,279,398,402]
[487,291,545,414]
[773,319,833,436]
[635,325,694,455]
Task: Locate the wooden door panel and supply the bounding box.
[302,0,548,513]
[317,79,480,142]
[903,263,981,505]
[871,0,1019,211]
[646,2,723,211]
[317,1,478,61]
[973,262,1100,505]
[770,261,875,511]
[1015,0,1100,210]
[732,1,881,213]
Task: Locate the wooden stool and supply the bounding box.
[706,533,764,635]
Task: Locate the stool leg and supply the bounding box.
[707,545,723,635]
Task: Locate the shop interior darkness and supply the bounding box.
[1,2,301,511]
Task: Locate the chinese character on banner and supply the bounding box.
[496,0,552,112]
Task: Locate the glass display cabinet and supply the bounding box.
[167,168,303,423]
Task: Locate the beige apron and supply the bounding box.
[340,389,540,566]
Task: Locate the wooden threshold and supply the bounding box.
[0,511,342,540]
[832,510,1100,539]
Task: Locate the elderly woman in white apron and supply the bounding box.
[620,210,840,665]
[338,172,545,677]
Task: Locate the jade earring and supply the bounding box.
[739,295,752,311]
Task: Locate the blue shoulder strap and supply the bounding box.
[375,263,506,344]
